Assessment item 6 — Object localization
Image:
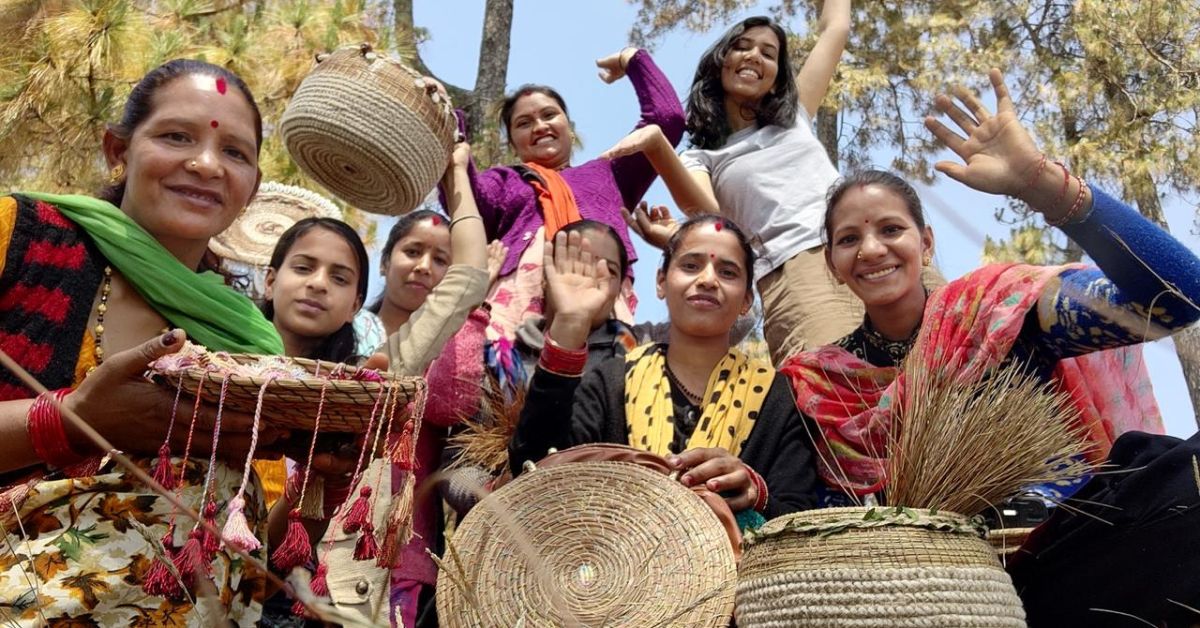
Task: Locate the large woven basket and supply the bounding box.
[737,506,1026,627]
[436,460,736,627]
[281,43,456,215]
[150,353,422,433]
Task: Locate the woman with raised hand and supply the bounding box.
[510,216,820,522]
[601,2,887,365]
[0,59,288,624]
[448,46,684,344]
[780,70,1200,622]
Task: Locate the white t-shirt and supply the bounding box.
[680,108,839,281]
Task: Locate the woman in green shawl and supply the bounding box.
[0,59,290,626]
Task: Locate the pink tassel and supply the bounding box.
[200,501,221,559]
[354,522,379,561]
[392,421,415,470]
[220,495,261,553]
[291,562,330,618]
[142,531,183,600]
[376,473,415,568]
[173,529,208,588]
[151,444,177,491]
[342,486,372,534]
[271,509,312,573]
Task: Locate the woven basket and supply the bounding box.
[150,354,422,433]
[436,460,736,627]
[737,507,1026,627]
[281,43,456,215]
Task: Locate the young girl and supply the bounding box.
[511,216,820,519]
[602,4,874,364]
[263,217,370,364]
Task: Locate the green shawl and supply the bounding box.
[20,192,283,355]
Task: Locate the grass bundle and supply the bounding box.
[884,356,1094,514]
[445,373,525,474]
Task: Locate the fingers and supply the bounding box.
[933,160,970,185]
[924,116,966,154]
[667,447,724,472]
[951,84,992,122]
[933,93,979,136]
[620,206,641,233]
[110,329,185,380]
[680,456,743,490]
[361,353,389,371]
[989,68,1014,114]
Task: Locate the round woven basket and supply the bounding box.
[210,182,341,267]
[150,354,421,433]
[737,506,1026,628]
[281,43,456,215]
[437,460,736,627]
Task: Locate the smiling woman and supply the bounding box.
[0,59,286,625]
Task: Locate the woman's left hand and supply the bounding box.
[924,68,1044,199]
[595,47,639,83]
[669,447,756,512]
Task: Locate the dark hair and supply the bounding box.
[823,170,926,247]
[560,220,630,277]
[685,16,799,150]
[263,218,370,364]
[99,59,263,207]
[368,209,448,314]
[499,84,570,146]
[661,215,757,290]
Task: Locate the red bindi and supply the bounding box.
[215,77,227,95]
[713,222,723,232]
[709,253,716,259]
[429,216,441,226]
[210,120,219,128]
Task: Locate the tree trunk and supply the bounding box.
[815,104,839,168]
[1171,328,1200,429]
[391,0,473,108]
[466,0,513,165]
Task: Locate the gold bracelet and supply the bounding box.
[449,214,482,230]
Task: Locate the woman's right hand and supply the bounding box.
[595,47,639,84]
[486,240,509,287]
[622,201,679,250]
[543,230,613,349]
[62,330,289,463]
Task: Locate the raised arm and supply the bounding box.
[794,0,851,119]
[385,144,490,375]
[926,69,1200,357]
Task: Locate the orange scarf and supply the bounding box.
[522,162,581,240]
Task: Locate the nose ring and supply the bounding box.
[856,251,864,261]
[189,160,198,169]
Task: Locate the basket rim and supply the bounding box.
[150,352,420,394]
[743,505,989,547]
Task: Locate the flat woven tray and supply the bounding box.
[149,350,422,433]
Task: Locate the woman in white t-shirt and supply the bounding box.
[604,2,883,363]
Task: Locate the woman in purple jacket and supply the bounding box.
[451,47,685,344]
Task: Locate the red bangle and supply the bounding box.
[539,332,588,376]
[745,464,769,513]
[28,389,82,468]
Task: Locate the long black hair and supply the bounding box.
[560,219,630,277]
[661,215,757,291]
[368,209,448,314]
[263,218,370,364]
[685,16,800,150]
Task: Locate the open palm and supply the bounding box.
[924,69,1044,198]
[543,230,613,325]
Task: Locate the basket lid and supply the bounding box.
[210,182,341,266]
[436,460,736,627]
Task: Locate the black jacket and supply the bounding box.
[511,352,820,518]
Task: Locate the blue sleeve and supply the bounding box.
[1030,185,1200,359]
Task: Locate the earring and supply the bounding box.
[923,255,932,266]
[107,164,125,184]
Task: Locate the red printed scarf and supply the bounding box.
[780,263,1163,496]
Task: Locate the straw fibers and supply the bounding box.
[882,357,1093,514]
[281,43,457,215]
[436,461,736,627]
[445,372,523,474]
[737,507,1025,627]
[149,353,421,433]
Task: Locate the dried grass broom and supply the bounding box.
[445,372,525,474]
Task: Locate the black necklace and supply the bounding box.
[860,318,919,364]
[664,361,704,404]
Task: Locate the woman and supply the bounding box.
[783,69,1200,625]
[0,60,288,625]
[510,217,820,520]
[452,46,685,342]
[313,141,489,628]
[263,217,371,364]
[601,4,877,364]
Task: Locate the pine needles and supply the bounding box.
[445,373,525,474]
[884,356,1093,514]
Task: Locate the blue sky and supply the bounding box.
[405,0,1199,437]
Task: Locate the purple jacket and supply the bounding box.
[456,50,684,276]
